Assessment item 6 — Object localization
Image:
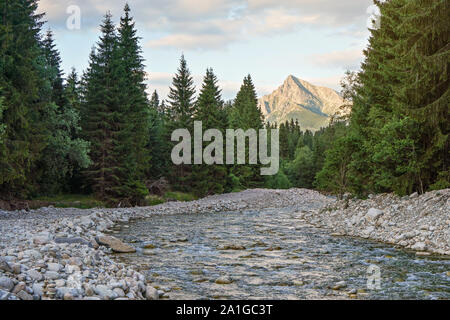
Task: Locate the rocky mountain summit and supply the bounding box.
[258,75,345,131]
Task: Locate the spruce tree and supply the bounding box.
[229,75,265,188]
[150,90,160,110]
[42,30,65,107]
[167,54,196,190]
[114,4,151,204]
[167,54,196,129]
[318,0,449,196]
[81,12,122,202]
[0,0,47,198]
[191,68,228,196]
[32,29,91,195]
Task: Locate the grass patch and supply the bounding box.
[164,191,197,202]
[32,191,197,210]
[145,195,166,206]
[33,194,105,209]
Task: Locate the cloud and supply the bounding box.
[304,75,344,91]
[310,48,364,70]
[247,0,372,26]
[146,71,274,101]
[38,0,373,50]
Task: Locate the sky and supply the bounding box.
[37,0,375,100]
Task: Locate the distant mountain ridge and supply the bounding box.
[258,75,345,131]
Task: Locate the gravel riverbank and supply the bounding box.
[0,188,448,300]
[302,189,449,256]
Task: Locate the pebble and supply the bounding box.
[332,281,347,290]
[0,276,14,291]
[145,286,159,300]
[215,276,233,285]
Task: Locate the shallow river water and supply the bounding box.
[113,207,450,300]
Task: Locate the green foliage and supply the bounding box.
[166,55,196,190]
[167,54,196,129]
[164,191,197,202]
[0,0,46,198]
[317,0,449,196]
[191,68,228,196]
[38,103,91,194]
[229,75,265,188]
[33,194,105,209]
[0,94,6,144]
[38,34,91,195]
[144,194,166,206]
[265,166,291,189]
[80,6,151,205]
[315,134,356,197]
[287,146,315,188]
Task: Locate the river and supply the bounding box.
[112,206,450,300]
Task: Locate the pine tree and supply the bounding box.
[319,0,449,196]
[81,12,122,202]
[191,68,228,196]
[42,29,65,107]
[150,90,160,110]
[38,42,92,194]
[229,75,265,188]
[166,54,196,190]
[391,0,449,192]
[113,4,151,204]
[0,94,5,144]
[167,54,196,129]
[65,68,81,112]
[0,0,47,198]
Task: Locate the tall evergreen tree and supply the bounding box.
[150,90,160,110]
[113,4,151,204]
[229,75,265,188]
[167,54,196,129]
[81,12,123,203]
[318,0,449,196]
[191,68,228,196]
[0,0,47,198]
[167,54,196,190]
[42,29,65,107]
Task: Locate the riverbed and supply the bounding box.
[113,206,450,300]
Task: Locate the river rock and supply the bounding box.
[16,290,33,300]
[0,257,13,273]
[411,242,427,251]
[215,276,233,285]
[44,271,60,280]
[94,285,117,300]
[218,244,246,251]
[0,289,12,300]
[145,286,159,300]
[63,292,74,300]
[32,283,43,297]
[332,281,347,290]
[27,269,44,281]
[54,237,91,247]
[0,277,14,291]
[95,236,136,253]
[366,208,384,221]
[113,288,125,298]
[47,263,62,272]
[12,282,26,294]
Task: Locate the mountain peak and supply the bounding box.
[258,75,345,131]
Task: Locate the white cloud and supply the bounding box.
[146,71,274,101]
[304,75,344,91]
[39,0,373,50]
[311,48,364,70]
